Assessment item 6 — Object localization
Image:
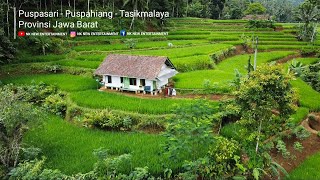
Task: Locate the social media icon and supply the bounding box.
[18,31,26,37]
[70,31,76,38]
[120,30,126,36]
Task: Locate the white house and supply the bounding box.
[95,54,178,95]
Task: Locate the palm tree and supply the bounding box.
[123,0,147,30]
[34,37,51,55]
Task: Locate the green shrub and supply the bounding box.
[66,105,83,120]
[83,108,167,132]
[302,63,320,92]
[296,23,318,42]
[293,126,311,140]
[21,147,42,161]
[84,110,126,131]
[162,100,217,162]
[0,165,5,180]
[8,158,66,180]
[44,65,62,73]
[293,142,304,152]
[220,123,243,141]
[301,47,319,57]
[264,141,275,151]
[64,67,93,76]
[203,80,232,94]
[276,140,290,158]
[308,114,317,122]
[181,137,241,179]
[210,46,236,64]
[42,93,67,117]
[10,82,58,105]
[136,117,166,131]
[247,20,275,29]
[208,136,239,165]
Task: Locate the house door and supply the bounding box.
[124,77,130,89]
[153,81,157,90]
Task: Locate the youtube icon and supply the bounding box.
[18,31,26,37]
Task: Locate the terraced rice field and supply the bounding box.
[1,17,319,176]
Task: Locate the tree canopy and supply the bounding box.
[244,2,267,15]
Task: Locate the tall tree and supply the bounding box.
[0,29,16,64]
[123,0,147,30]
[296,0,319,28]
[236,65,296,152]
[223,0,249,19]
[244,2,266,15]
[0,2,16,64]
[256,0,295,22]
[210,0,225,19]
[295,0,319,42]
[0,86,40,171]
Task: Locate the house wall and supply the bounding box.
[158,79,168,88]
[145,80,154,91]
[103,75,121,88]
[103,75,170,92]
[111,76,122,87]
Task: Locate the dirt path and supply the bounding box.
[99,88,232,101]
[277,54,302,64]
[271,134,320,174]
[271,113,320,174]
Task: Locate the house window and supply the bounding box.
[129,78,136,85]
[140,79,146,86]
[120,77,123,83]
[107,76,112,83]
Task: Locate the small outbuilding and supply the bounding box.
[95,54,178,95]
[242,14,272,21]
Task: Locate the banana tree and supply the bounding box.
[296,0,319,40]
[34,36,51,55]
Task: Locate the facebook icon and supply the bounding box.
[120,30,127,36]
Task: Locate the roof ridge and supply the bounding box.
[108,54,168,58]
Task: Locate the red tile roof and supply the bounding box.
[95,54,175,80]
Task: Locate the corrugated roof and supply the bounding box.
[95,54,175,80]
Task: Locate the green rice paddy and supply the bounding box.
[2,17,320,177]
[23,114,178,175]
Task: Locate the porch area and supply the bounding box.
[101,86,162,95]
